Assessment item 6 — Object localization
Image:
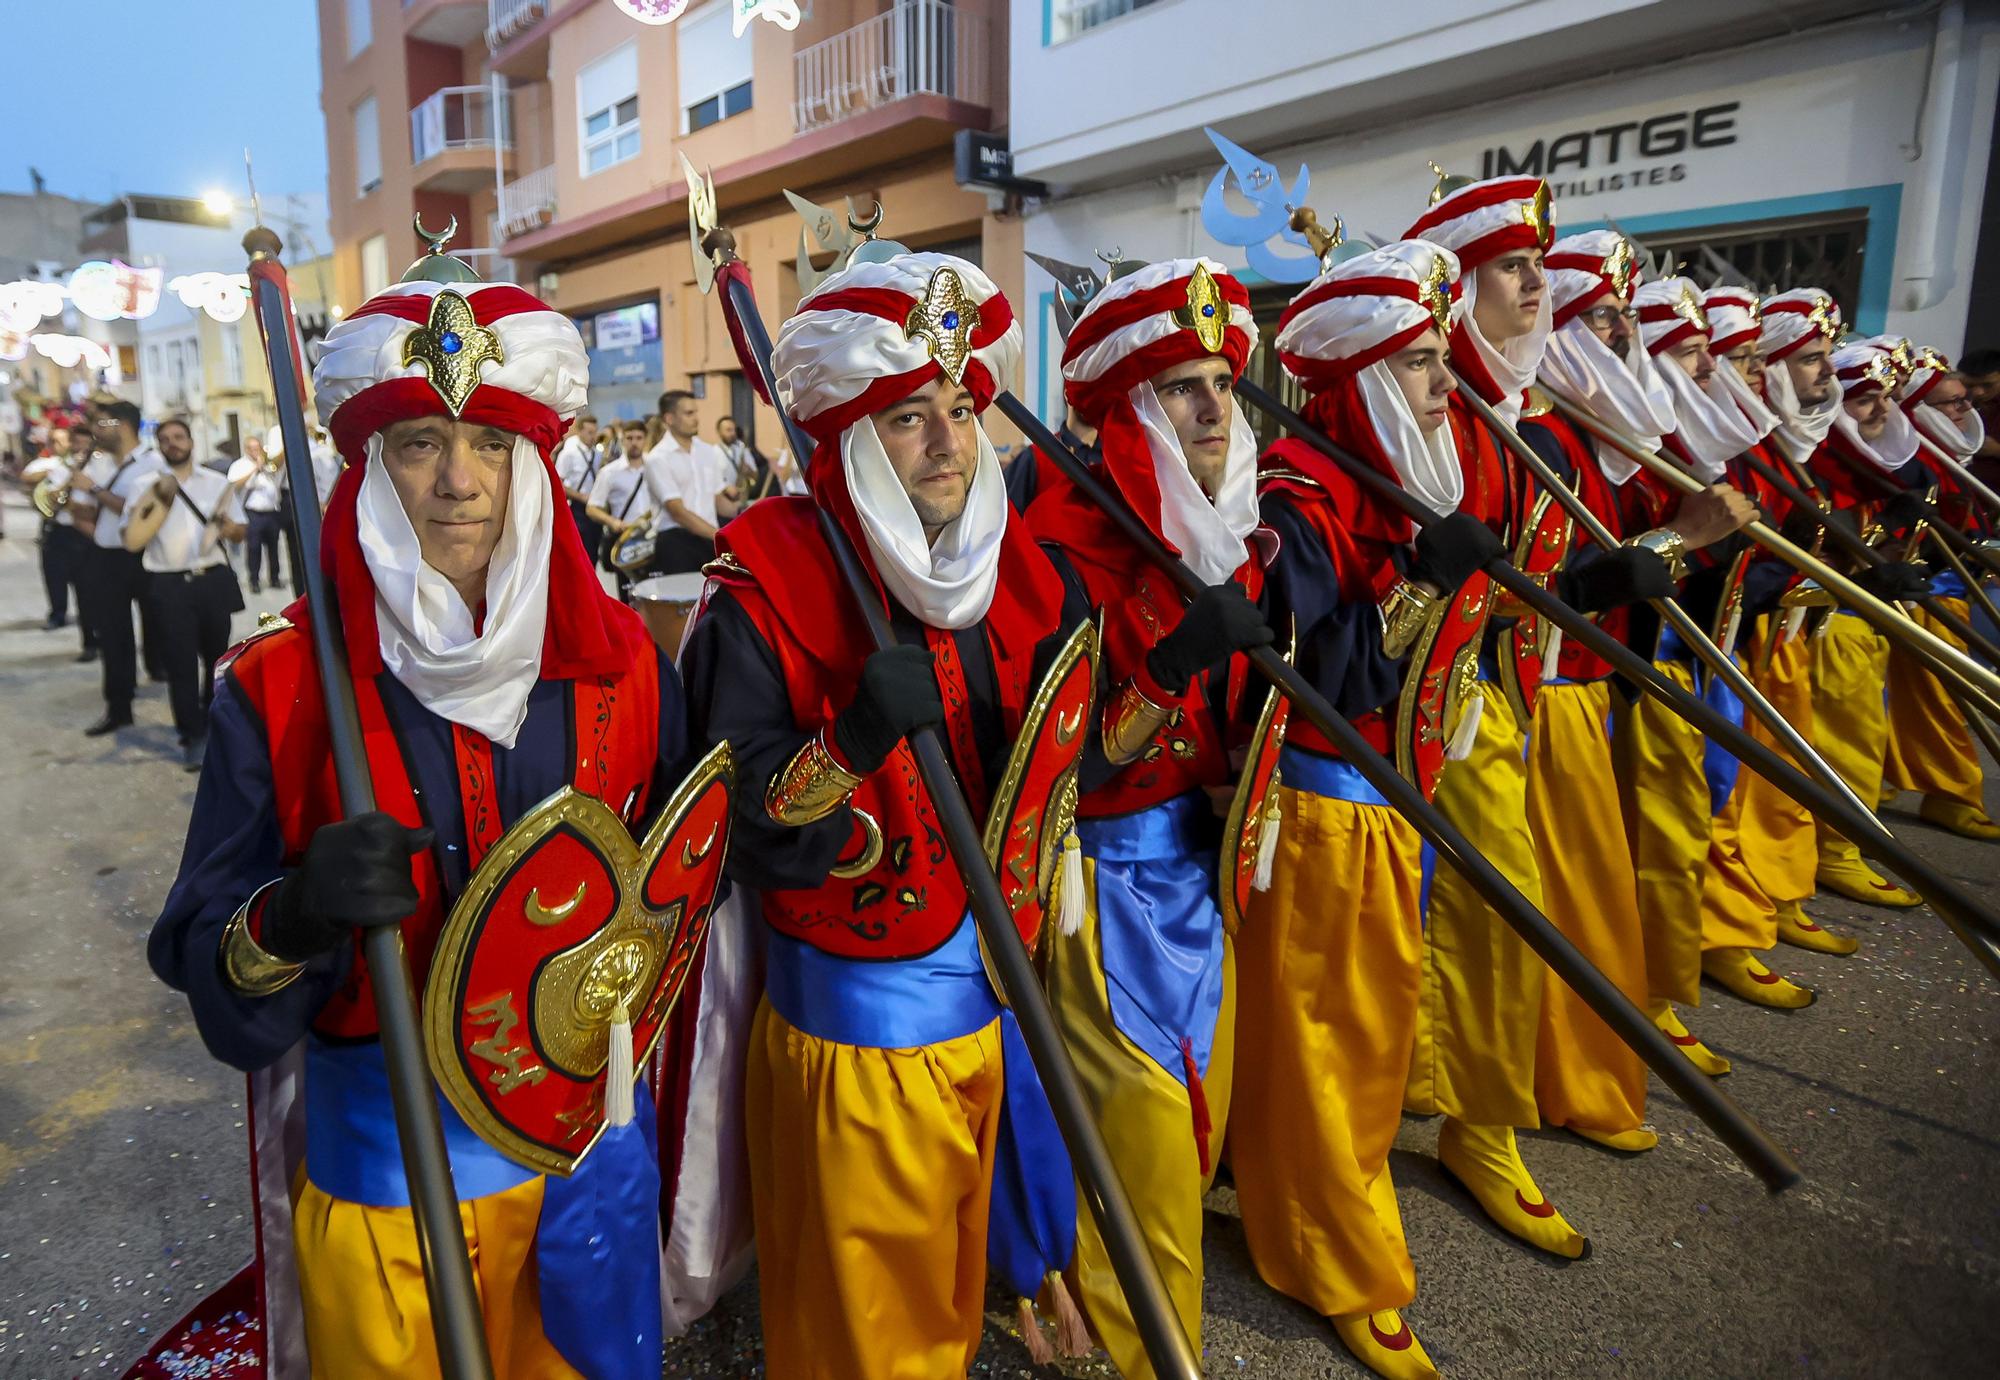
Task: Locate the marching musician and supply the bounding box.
[645,388,741,573]
[1027,255,1275,1377]
[36,422,98,657]
[120,416,246,771]
[552,410,604,560]
[679,251,1089,1377]
[240,436,287,593]
[68,398,165,737]
[586,418,656,598]
[149,265,694,1377]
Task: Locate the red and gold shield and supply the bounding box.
[978,619,1099,982]
[424,742,735,1176]
[1496,491,1574,721]
[1218,624,1294,936]
[1395,571,1492,801]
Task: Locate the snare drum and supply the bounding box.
[630,572,707,658]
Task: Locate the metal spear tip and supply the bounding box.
[683,152,720,294]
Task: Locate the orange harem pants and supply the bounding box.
[1884,598,1986,809]
[1531,681,1650,1137]
[1406,681,1543,1129]
[1702,621,1819,953]
[1613,660,1709,1009]
[1233,753,1425,1319]
[1813,612,1893,888]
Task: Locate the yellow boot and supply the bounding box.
[1437,1119,1589,1259]
[1703,947,1815,1009]
[1331,1310,1440,1380]
[1651,1002,1731,1077]
[1571,1125,1658,1153]
[1775,901,1860,956]
[1817,858,1923,908]
[1920,795,2000,841]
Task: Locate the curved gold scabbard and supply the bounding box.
[1547,392,2000,721]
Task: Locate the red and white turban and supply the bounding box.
[1832,342,1920,472]
[1634,276,1760,478]
[1902,345,1987,463]
[1061,258,1260,587]
[1274,239,1465,513]
[1702,286,1778,441]
[1405,176,1555,421]
[308,277,632,749]
[1538,230,1671,482]
[771,252,1021,628]
[1757,288,1845,464]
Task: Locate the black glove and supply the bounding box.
[832,644,944,775]
[1146,583,1274,695]
[263,811,434,962]
[1879,489,1931,534]
[1563,545,1678,614]
[1851,561,1932,603]
[1407,512,1506,595]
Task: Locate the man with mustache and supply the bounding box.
[680,251,1091,1377]
[1028,256,1275,1376]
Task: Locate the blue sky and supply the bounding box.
[0,0,328,207]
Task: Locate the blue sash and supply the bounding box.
[1279,746,1394,807]
[763,913,999,1049]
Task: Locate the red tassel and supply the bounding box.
[1181,1035,1212,1176]
[1016,1295,1055,1365]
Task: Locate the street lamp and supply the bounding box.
[201,190,233,217]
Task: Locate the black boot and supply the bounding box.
[84,708,133,736]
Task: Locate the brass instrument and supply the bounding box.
[609,521,657,573]
[32,475,72,520]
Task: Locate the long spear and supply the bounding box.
[1553,396,2000,716]
[1448,383,2000,962]
[989,392,1804,1190]
[1220,378,2000,981]
[687,216,1201,1375]
[243,225,494,1379]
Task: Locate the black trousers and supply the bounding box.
[40,522,89,639]
[81,546,148,714]
[568,498,605,566]
[146,565,239,743]
[649,526,714,576]
[246,510,284,588]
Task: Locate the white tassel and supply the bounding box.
[1538,624,1565,684]
[1252,786,1281,893]
[605,1000,635,1129]
[1719,606,1743,661]
[1056,832,1085,937]
[1783,606,1807,646]
[1445,689,1484,762]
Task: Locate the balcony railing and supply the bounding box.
[411,85,511,165]
[793,0,989,136]
[498,165,558,239]
[486,0,547,50]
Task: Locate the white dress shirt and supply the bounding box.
[143,466,241,573]
[86,446,166,549]
[242,468,284,514]
[310,442,344,507]
[554,435,602,498]
[589,456,653,528]
[644,434,735,533]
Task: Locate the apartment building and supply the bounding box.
[1011,0,2000,418]
[318,0,1017,448]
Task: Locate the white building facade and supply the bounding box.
[1010,0,1999,416]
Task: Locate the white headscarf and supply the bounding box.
[1700,288,1779,443]
[1757,288,1844,466]
[1831,345,1921,473]
[1631,278,1761,481]
[1458,273,1553,429]
[1538,325,1673,485]
[354,433,552,749]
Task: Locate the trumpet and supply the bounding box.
[32,475,72,519]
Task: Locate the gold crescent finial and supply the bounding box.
[1094,246,1125,269]
[847,199,884,240]
[413,212,459,256]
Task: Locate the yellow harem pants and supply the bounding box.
[1813,612,1893,887]
[1233,772,1425,1319]
[1884,598,1985,809]
[1702,624,1820,953]
[1613,661,1709,1007]
[1531,681,1649,1137]
[293,1174,581,1380]
[746,1000,1003,1380]
[1044,858,1233,1378]
[1406,681,1543,1128]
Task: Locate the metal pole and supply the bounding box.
[244,228,494,1380]
[720,275,1202,1380]
[994,389,1804,1191]
[1224,378,2000,981]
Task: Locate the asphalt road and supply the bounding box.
[0,484,1995,1379]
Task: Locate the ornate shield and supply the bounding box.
[1218,623,1294,935]
[1496,491,1575,721]
[424,742,735,1176]
[977,620,1099,989]
[1395,571,1492,801]
[1710,546,1755,660]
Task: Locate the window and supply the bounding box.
[221,328,244,389]
[146,344,161,379]
[679,3,753,133]
[360,234,390,299]
[1631,212,1869,325]
[345,0,371,58]
[578,44,641,175]
[353,96,381,195]
[1051,0,1161,45]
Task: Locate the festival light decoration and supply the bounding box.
[67,260,164,322]
[168,272,252,324]
[612,0,798,31]
[30,334,113,370]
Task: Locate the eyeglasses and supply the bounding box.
[1579,306,1639,329]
